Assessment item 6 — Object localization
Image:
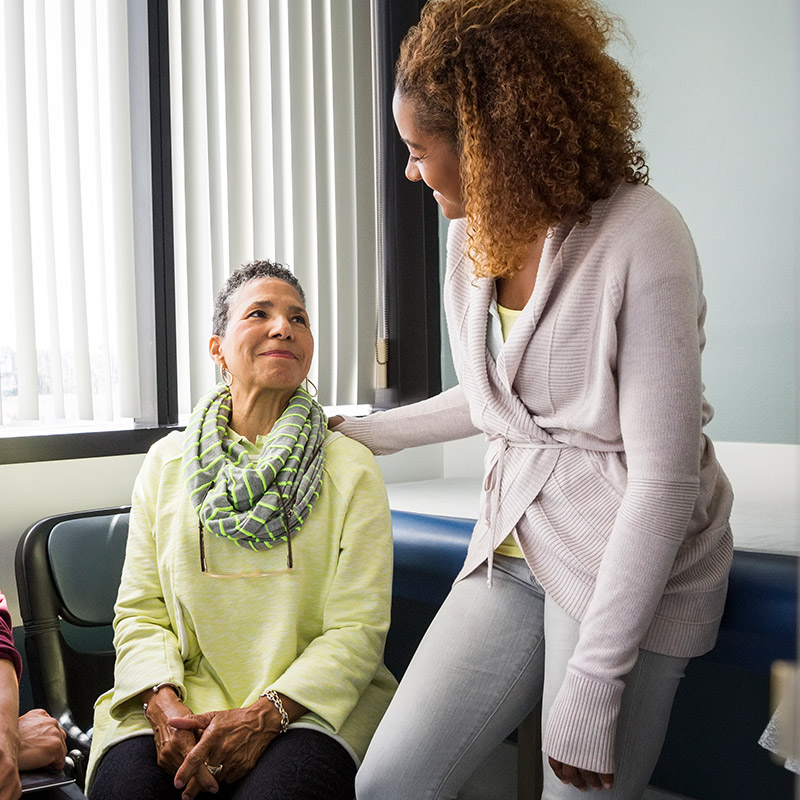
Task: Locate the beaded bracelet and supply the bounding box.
[260,689,290,733]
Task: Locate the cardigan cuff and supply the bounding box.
[109,675,186,722]
[332,416,401,456]
[542,669,622,774]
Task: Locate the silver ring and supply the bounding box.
[204,761,223,776]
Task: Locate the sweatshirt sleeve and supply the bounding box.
[0,592,22,682]
[332,384,479,455]
[543,199,704,773]
[108,446,187,718]
[268,438,394,731]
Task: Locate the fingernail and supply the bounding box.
[175,780,184,789]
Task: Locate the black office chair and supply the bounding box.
[15,506,131,767]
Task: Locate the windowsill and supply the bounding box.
[0,425,183,465]
[0,418,142,438]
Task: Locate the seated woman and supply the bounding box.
[86,261,396,800]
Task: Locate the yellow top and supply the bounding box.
[494,302,526,559]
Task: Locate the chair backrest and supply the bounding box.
[15,507,131,752]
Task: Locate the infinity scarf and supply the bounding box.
[182,383,326,551]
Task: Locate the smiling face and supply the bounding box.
[393,91,465,220]
[209,277,313,402]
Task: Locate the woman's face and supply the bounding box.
[393,91,465,220]
[209,277,313,397]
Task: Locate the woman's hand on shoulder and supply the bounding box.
[548,756,614,791]
[170,693,307,798]
[327,415,344,429]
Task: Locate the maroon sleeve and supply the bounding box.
[0,591,23,682]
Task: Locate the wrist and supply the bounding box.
[254,690,307,734]
[259,689,290,733]
[141,683,182,719]
[0,723,20,764]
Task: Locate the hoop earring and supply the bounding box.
[221,366,233,387]
[304,377,317,398]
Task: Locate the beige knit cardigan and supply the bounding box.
[336,182,733,774]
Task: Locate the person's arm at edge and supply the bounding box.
[329,384,479,455]
[0,595,66,792]
[0,657,22,800]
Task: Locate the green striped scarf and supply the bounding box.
[182,383,326,551]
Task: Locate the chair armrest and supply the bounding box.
[64,748,87,790]
[58,710,92,755]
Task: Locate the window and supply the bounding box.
[166,0,377,414]
[0,0,441,464]
[0,0,148,434]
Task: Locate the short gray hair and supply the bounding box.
[212,260,306,337]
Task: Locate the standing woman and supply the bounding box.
[332,0,734,797]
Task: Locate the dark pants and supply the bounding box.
[89,730,356,800]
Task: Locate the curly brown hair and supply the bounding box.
[396,0,649,277]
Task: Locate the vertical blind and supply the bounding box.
[169,0,377,415]
[0,0,378,433]
[0,0,142,428]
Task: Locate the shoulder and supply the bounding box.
[322,430,387,499]
[591,182,693,246]
[567,183,700,293]
[135,430,185,496]
[323,429,382,476]
[142,430,185,469]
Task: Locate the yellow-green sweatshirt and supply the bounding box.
[87,429,396,786]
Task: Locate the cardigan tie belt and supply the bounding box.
[483,433,569,587]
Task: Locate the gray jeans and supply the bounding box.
[356,555,688,800]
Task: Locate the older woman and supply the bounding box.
[332,1,734,799]
[86,261,396,800]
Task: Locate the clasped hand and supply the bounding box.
[0,709,67,800]
[146,691,279,800]
[548,756,614,792]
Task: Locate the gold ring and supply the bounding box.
[204,761,223,776]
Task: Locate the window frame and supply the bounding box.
[0,0,178,466]
[373,0,442,411]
